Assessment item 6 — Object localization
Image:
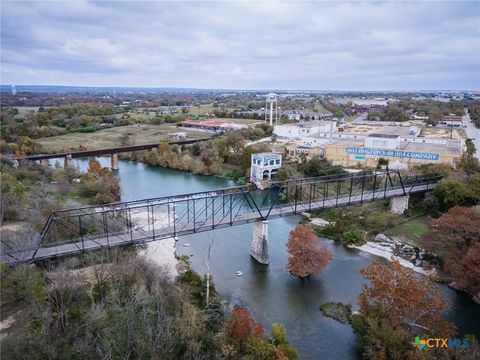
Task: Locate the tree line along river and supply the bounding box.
[69,157,479,360]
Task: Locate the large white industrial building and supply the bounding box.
[273,120,337,140]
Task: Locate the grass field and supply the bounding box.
[313,200,430,245]
[314,102,328,113]
[37,124,206,152]
[14,106,40,114]
[186,104,216,116]
[135,104,217,117]
[386,215,429,247]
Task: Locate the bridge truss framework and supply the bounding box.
[1,170,442,264]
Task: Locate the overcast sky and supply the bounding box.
[1,1,479,90]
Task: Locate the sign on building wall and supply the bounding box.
[252,153,281,164]
[346,147,440,161]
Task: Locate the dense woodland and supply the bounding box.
[1,252,298,359]
[0,104,128,142]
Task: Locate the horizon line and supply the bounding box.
[1,84,478,93]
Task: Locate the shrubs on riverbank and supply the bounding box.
[311,200,408,246]
[121,140,231,176]
[0,158,121,223]
[320,302,352,324]
[78,158,121,204]
[1,251,298,360]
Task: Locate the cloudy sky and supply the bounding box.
[1,1,479,90]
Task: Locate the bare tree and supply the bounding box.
[204,235,214,306]
[46,263,86,335]
[1,226,38,262]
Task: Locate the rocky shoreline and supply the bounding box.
[351,233,437,276]
[305,213,438,276]
[349,234,437,277]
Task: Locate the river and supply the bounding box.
[70,158,479,359]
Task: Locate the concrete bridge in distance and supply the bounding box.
[1,170,443,265]
[12,136,215,170]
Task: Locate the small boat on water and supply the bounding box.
[183,243,191,247]
[174,236,179,241]
[235,271,244,276]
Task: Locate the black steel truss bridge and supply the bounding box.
[1,170,442,264]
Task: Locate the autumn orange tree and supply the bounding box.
[227,305,264,342]
[359,259,453,335]
[14,136,43,156]
[353,259,456,359]
[422,206,480,297]
[86,158,106,178]
[286,224,331,278]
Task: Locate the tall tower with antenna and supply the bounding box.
[265,93,278,126]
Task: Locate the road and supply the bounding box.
[353,112,368,124]
[462,109,480,160]
[245,136,271,147]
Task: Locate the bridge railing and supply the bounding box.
[258,171,442,215]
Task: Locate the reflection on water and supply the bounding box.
[68,158,480,359]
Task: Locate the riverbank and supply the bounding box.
[307,208,436,273]
[118,148,246,181]
[350,239,435,276]
[141,238,179,279]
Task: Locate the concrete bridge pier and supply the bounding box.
[63,154,72,168]
[111,153,119,170]
[251,220,269,264]
[390,195,409,214]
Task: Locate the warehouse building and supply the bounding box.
[275,120,465,168]
[324,133,463,169]
[179,119,249,132]
[273,120,336,140]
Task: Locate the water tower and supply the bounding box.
[265,93,278,126]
